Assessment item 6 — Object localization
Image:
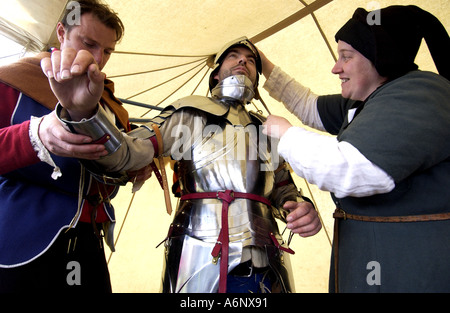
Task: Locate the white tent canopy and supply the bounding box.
[0,0,66,51]
[1,0,448,292]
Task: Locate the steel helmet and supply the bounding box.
[208,36,262,93]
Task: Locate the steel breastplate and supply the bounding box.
[173,105,279,246]
[184,111,272,195]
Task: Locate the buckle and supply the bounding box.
[216,190,225,200]
[334,208,347,220]
[216,190,235,202]
[269,232,295,255]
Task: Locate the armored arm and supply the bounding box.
[56,103,155,184]
[249,110,311,222]
[270,160,314,223]
[56,102,206,184]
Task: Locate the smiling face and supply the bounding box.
[332,40,387,101]
[214,46,258,85]
[57,12,117,71]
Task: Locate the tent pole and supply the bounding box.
[118,98,164,111]
[251,0,334,43]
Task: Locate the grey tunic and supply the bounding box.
[318,70,450,292]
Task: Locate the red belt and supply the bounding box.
[181,190,271,206]
[180,190,271,293]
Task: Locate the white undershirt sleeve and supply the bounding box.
[278,126,395,198]
[29,115,62,180]
[263,66,325,131]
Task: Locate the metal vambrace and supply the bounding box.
[55,102,124,154]
[55,102,129,185]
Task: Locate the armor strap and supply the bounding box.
[150,124,172,215]
[180,191,271,206]
[149,136,164,189]
[181,190,271,293]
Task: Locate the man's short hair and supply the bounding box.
[61,0,125,42]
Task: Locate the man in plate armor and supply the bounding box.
[43,37,322,293]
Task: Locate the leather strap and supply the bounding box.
[181,190,271,293]
[218,191,231,293]
[151,124,172,215]
[149,137,163,189]
[269,232,295,254]
[181,191,271,206]
[333,208,450,223]
[333,216,340,293]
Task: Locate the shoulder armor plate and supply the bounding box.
[166,95,229,117]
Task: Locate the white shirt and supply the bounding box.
[263,66,395,198]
